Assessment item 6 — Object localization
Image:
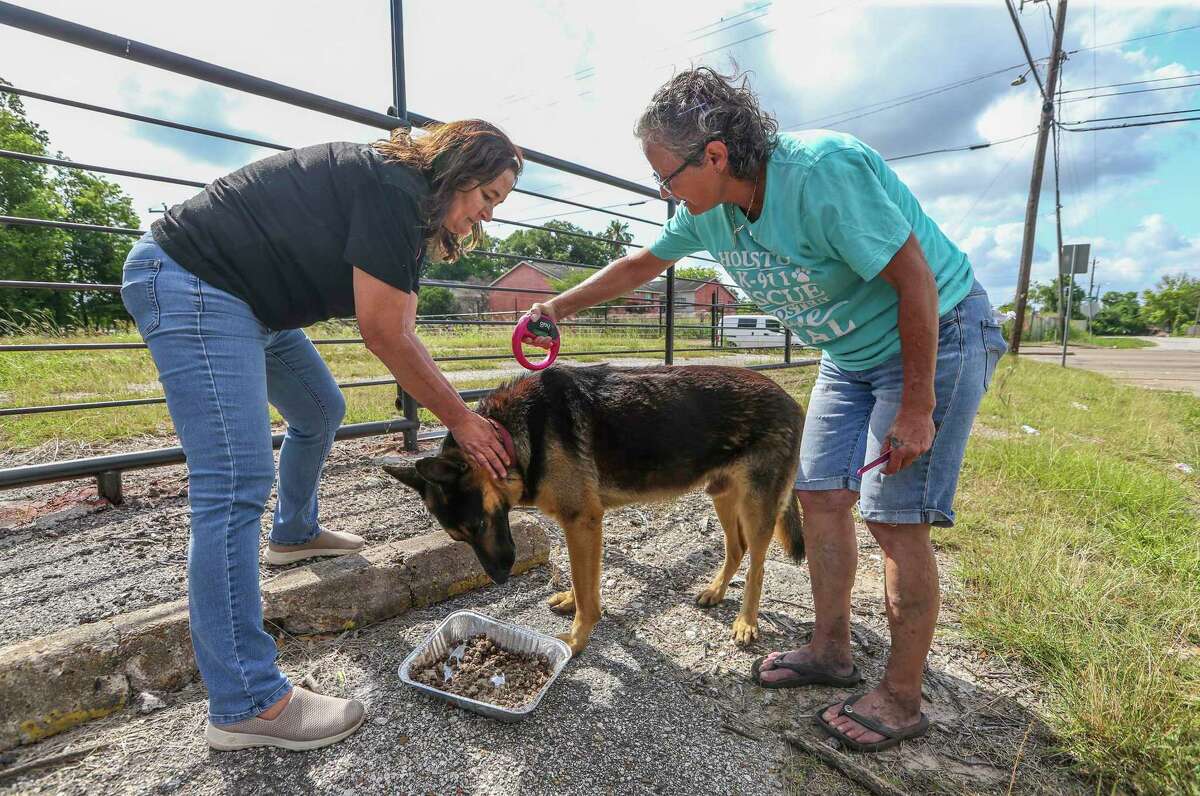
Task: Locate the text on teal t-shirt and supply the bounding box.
[649,131,974,370]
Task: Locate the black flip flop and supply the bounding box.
[815,692,930,753]
[750,655,863,689]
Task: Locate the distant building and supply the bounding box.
[486,261,737,319]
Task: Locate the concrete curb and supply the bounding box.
[0,517,549,751]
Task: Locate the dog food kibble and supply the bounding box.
[412,634,553,709]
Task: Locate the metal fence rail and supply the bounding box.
[0,1,815,503]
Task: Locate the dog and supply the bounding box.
[384,364,804,655]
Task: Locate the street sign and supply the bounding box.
[1059,243,1091,275]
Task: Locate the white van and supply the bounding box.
[719,314,787,348]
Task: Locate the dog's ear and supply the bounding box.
[414,456,469,486]
[382,463,425,492]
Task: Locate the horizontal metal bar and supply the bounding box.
[0,342,145,352]
[0,278,120,293]
[0,277,736,309]
[0,396,167,416]
[509,187,662,226]
[468,249,605,271]
[1,324,718,351]
[0,355,818,489]
[0,220,744,295]
[0,148,207,188]
[745,359,820,371]
[0,83,290,151]
[0,2,660,200]
[492,217,640,249]
[0,416,417,490]
[0,345,730,415]
[0,214,143,236]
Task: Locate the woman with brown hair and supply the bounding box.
[120,120,521,750]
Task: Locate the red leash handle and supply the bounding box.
[512,314,560,371]
[856,447,893,477]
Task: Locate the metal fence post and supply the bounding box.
[96,470,123,504]
[394,390,419,452]
[784,327,792,363]
[710,291,717,348]
[388,0,406,121]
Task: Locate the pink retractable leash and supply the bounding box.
[511,314,560,371]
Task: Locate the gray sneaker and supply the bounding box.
[205,686,366,751]
[265,529,365,565]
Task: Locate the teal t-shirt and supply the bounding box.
[649,131,974,370]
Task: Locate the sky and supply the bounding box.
[1,0,1198,307]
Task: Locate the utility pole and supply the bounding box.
[1086,258,1097,335]
[1008,0,1069,354]
[1053,118,1070,366]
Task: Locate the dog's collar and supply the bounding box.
[485,417,517,464]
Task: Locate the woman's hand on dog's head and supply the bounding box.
[448,413,509,481]
[526,302,558,350]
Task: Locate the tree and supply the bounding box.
[58,168,140,328]
[548,269,590,293]
[424,231,507,283]
[0,77,140,330]
[1141,274,1200,334]
[0,78,68,329]
[1091,291,1146,336]
[674,265,719,283]
[496,219,631,267]
[1029,277,1087,318]
[416,285,458,317]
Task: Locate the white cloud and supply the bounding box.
[1,0,1196,303]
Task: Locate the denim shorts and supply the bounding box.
[794,281,1007,526]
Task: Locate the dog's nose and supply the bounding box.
[489,568,510,585]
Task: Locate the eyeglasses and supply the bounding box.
[651,141,710,196]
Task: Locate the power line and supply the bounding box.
[1060,71,1200,94]
[668,27,777,66]
[1060,107,1200,126]
[1058,115,1200,133]
[685,9,771,43]
[883,130,1038,163]
[1068,22,1200,54]
[684,2,771,36]
[1058,80,1200,104]
[782,62,1029,130]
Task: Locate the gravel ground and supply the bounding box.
[2,431,1088,794]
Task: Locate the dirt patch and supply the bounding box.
[412,634,554,709]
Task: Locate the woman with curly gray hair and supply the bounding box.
[528,67,1006,753]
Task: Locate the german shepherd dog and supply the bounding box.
[384,364,804,655]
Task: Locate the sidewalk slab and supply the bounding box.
[0,517,548,751]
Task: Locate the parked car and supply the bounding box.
[719,314,787,348]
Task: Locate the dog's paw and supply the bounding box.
[547,590,576,614]
[695,585,726,608]
[556,631,588,657]
[731,616,759,645]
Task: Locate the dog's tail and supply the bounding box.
[773,492,805,563]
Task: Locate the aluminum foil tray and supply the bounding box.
[398,609,572,722]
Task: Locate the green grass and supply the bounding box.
[1022,334,1156,350]
[1082,335,1157,349]
[0,321,795,449]
[937,357,1200,794]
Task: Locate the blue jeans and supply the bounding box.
[795,281,1006,526]
[121,234,346,723]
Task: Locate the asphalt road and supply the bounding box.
[1021,336,1200,396]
